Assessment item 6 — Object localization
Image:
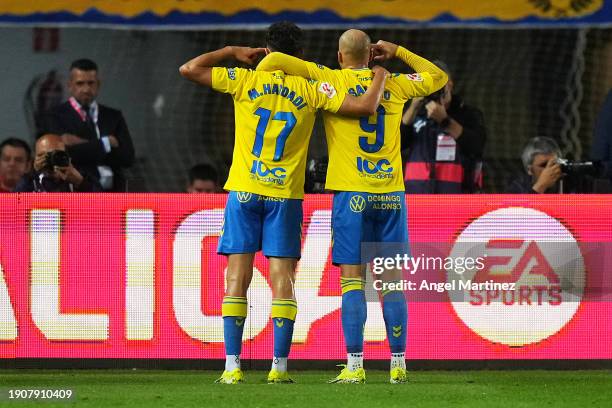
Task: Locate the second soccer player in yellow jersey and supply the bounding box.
[257,29,448,384]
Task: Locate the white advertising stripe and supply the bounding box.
[125,210,155,341]
[30,209,109,340]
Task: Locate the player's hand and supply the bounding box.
[425,100,448,123]
[371,65,390,78]
[54,165,84,186]
[533,158,562,193]
[61,133,87,146]
[371,40,399,62]
[231,46,267,66]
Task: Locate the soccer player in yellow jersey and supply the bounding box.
[179,22,388,384]
[257,29,448,384]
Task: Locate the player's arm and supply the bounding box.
[372,40,448,93]
[337,66,388,116]
[179,46,266,87]
[256,52,332,82]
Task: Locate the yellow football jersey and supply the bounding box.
[211,67,345,199]
[296,62,438,193]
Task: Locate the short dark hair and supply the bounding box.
[266,21,303,56]
[189,164,218,185]
[0,138,31,160]
[70,58,98,72]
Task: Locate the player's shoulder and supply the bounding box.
[338,67,372,87]
[388,72,430,83]
[251,69,289,83]
[308,62,343,79]
[285,75,339,98]
[311,61,334,72]
[216,66,257,81]
[386,72,430,96]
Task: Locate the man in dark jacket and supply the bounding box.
[506,136,563,194]
[15,134,101,192]
[41,59,135,191]
[401,61,486,193]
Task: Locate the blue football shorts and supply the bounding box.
[218,191,303,258]
[331,191,409,265]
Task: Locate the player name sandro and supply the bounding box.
[248,83,308,109]
[373,279,516,292]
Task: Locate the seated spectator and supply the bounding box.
[506,137,562,194]
[186,163,219,193]
[40,58,135,191]
[15,134,101,192]
[0,138,31,192]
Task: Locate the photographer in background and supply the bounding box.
[506,137,562,194]
[15,134,101,192]
[41,59,135,191]
[401,60,486,193]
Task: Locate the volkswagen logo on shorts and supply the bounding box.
[236,192,252,203]
[349,195,366,213]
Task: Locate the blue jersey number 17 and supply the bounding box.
[251,107,297,161]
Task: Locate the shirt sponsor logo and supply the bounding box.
[318,82,337,99]
[406,73,423,81]
[356,157,394,179]
[250,160,287,185]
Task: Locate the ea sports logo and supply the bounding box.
[236,192,252,203]
[448,207,585,347]
[349,195,366,213]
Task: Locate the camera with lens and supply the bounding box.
[556,158,606,193]
[556,158,599,177]
[43,150,71,172]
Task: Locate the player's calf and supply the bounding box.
[382,286,408,382]
[219,295,248,382]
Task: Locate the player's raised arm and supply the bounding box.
[372,40,448,93]
[179,46,266,87]
[257,52,310,77]
[256,52,332,82]
[337,65,388,117]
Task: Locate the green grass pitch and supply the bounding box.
[1,370,611,408]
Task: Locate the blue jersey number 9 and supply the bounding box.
[359,105,386,153]
[252,107,297,161]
